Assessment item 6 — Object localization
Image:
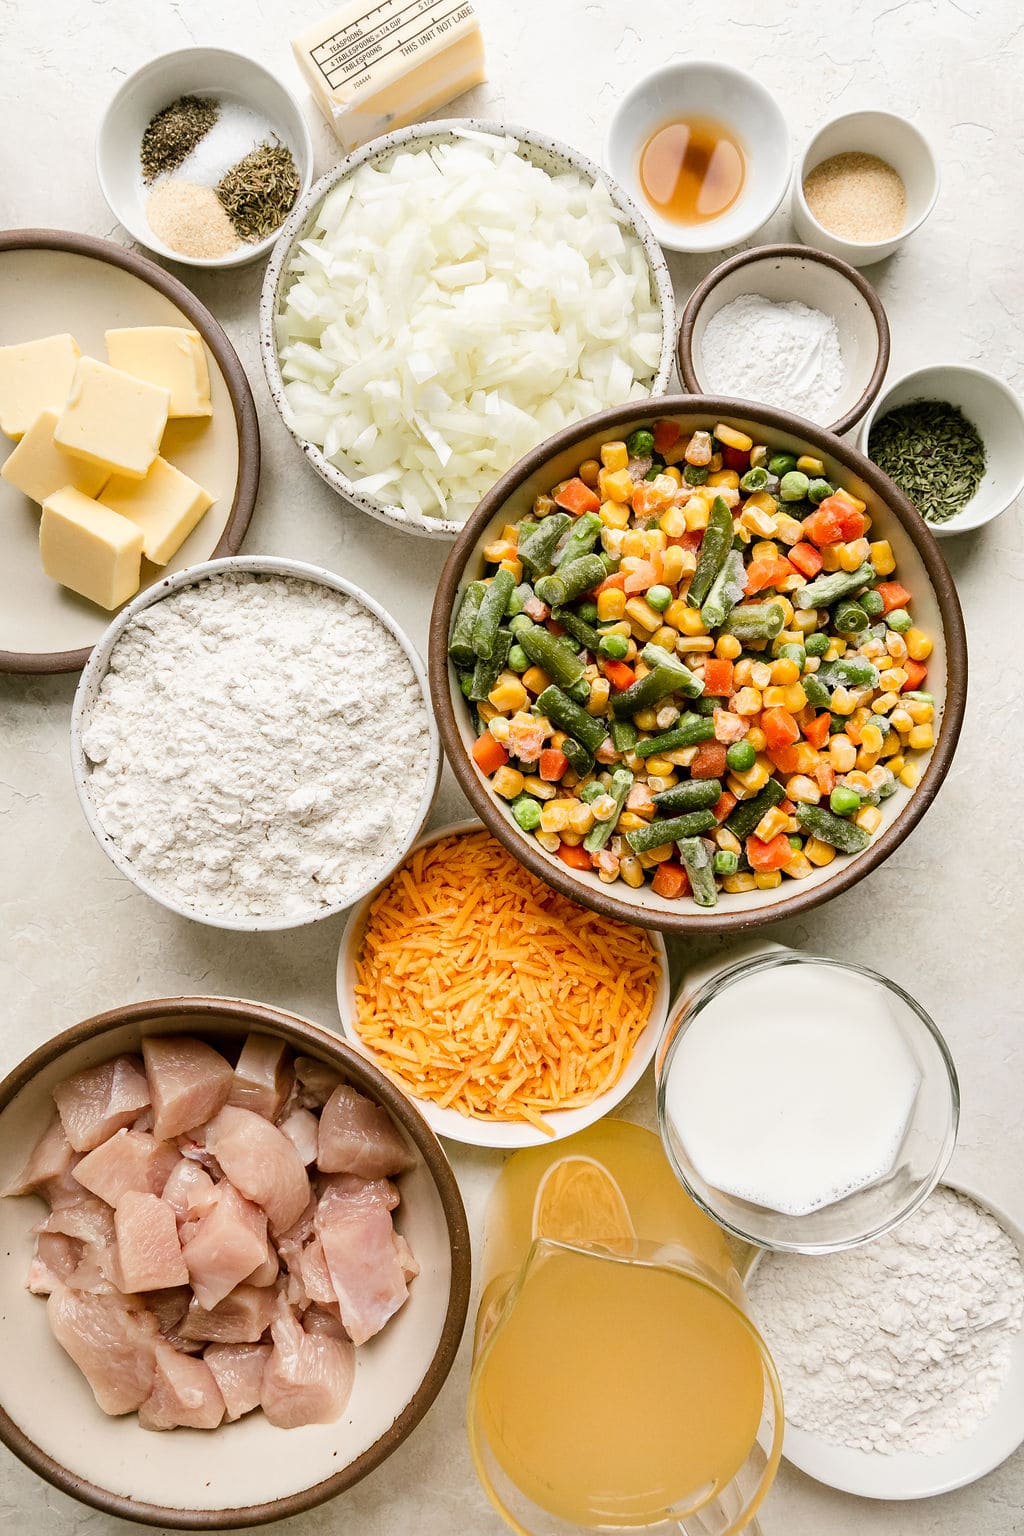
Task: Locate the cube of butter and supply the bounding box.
[99,456,214,565]
[105,327,212,419]
[40,486,143,611]
[0,333,81,439]
[1,410,110,503]
[54,358,169,480]
[292,0,486,151]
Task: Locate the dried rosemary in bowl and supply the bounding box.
[869,399,986,524]
[216,142,299,244]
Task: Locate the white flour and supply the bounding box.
[749,1187,1024,1455]
[700,292,845,423]
[81,572,433,922]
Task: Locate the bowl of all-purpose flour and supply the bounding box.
[71,557,441,930]
[746,1180,1024,1500]
[678,244,890,436]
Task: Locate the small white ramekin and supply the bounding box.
[792,110,940,267]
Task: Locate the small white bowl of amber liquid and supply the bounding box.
[605,60,791,254]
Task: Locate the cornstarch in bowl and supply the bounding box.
[72,560,439,930]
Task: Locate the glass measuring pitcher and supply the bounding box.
[467,1121,783,1536]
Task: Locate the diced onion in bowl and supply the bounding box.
[275,131,665,526]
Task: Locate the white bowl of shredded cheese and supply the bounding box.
[260,121,676,539]
[70,556,441,931]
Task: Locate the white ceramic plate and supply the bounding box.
[260,118,676,540]
[335,819,671,1148]
[745,1178,1024,1499]
[70,556,441,932]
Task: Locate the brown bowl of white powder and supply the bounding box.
[70,556,441,930]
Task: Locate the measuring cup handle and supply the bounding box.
[676,1516,765,1536]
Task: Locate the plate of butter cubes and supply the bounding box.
[0,229,259,672]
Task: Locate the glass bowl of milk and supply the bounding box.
[656,945,959,1253]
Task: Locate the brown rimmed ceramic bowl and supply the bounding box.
[677,245,890,437]
[0,997,471,1528]
[428,396,967,936]
[0,229,260,675]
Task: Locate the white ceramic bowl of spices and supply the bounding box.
[69,556,441,931]
[860,364,1024,537]
[97,47,313,269]
[792,110,940,267]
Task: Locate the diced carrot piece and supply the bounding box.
[603,659,636,691]
[767,743,802,775]
[814,761,836,795]
[834,504,868,540]
[555,477,600,516]
[712,790,737,823]
[703,658,735,696]
[803,712,832,750]
[632,482,668,518]
[652,861,690,899]
[539,749,568,782]
[722,444,750,472]
[557,842,594,871]
[789,541,824,578]
[902,658,928,691]
[652,419,681,454]
[623,559,661,593]
[472,735,508,776]
[595,571,629,595]
[746,832,795,872]
[801,505,846,548]
[778,798,795,815]
[846,718,863,746]
[761,707,800,750]
[876,580,913,614]
[667,530,706,552]
[690,741,728,779]
[745,557,795,594]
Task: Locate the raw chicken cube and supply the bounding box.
[47,1284,159,1414]
[142,1036,234,1142]
[2,1113,75,1196]
[394,1233,420,1282]
[317,1085,415,1178]
[260,1296,355,1429]
[73,1128,179,1207]
[205,1342,270,1422]
[115,1191,188,1292]
[293,1056,341,1109]
[315,1176,409,1345]
[178,1283,277,1344]
[205,1105,310,1234]
[278,1109,319,1165]
[246,1237,280,1289]
[139,1340,225,1431]
[52,1055,150,1152]
[228,1034,292,1120]
[146,1285,191,1337]
[27,1231,83,1295]
[161,1159,218,1223]
[182,1181,268,1311]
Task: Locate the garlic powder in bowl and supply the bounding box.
[71,557,440,930]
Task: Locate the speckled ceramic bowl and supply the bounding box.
[0,996,470,1528]
[69,556,441,932]
[429,396,968,935]
[259,119,676,540]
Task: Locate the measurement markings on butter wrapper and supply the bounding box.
[312,0,454,86]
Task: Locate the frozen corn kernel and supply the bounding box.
[540,800,572,833]
[487,716,511,743]
[491,766,524,800]
[733,687,763,716]
[707,469,740,489]
[715,423,753,451]
[723,872,757,893]
[535,830,561,853]
[908,724,935,751]
[750,661,773,689]
[659,505,687,538]
[597,588,627,622]
[578,458,601,487]
[600,499,631,530]
[599,467,633,503]
[755,806,790,841]
[829,735,857,772]
[745,726,767,752]
[685,429,713,466]
[784,853,814,880]
[754,871,783,889]
[716,634,742,660]
[522,776,557,801]
[591,793,618,822]
[898,762,920,789]
[660,545,688,585]
[684,499,711,532]
[771,657,801,685]
[625,597,662,633]
[586,678,611,715]
[786,774,821,804]
[869,540,896,575]
[619,855,645,889]
[600,440,629,472]
[715,827,742,855]
[488,673,528,713]
[522,666,551,696]
[906,698,934,724]
[905,628,932,661]
[854,805,883,834]
[805,836,836,867]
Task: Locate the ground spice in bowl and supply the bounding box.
[803,152,906,243]
[869,399,986,524]
[145,179,240,260]
[141,94,219,182]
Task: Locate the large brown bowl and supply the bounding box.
[429,396,967,935]
[0,997,471,1528]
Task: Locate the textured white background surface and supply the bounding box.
[1,0,1022,1531]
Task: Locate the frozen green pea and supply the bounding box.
[887,608,912,632]
[780,471,810,502]
[830,785,862,816]
[726,740,757,773]
[599,632,630,660]
[508,643,530,673]
[627,428,655,457]
[646,584,672,612]
[511,795,542,832]
[768,453,798,478]
[808,478,834,505]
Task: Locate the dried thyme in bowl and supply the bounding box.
[141,95,219,183]
[869,399,987,524]
[216,142,299,244]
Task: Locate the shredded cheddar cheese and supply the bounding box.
[353,830,660,1131]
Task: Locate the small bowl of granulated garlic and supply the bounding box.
[97,47,313,269]
[792,110,940,267]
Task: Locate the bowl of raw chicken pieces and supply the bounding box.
[0,996,471,1527]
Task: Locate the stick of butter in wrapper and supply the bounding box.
[292,1,486,151]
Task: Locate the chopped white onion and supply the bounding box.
[277,135,664,525]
